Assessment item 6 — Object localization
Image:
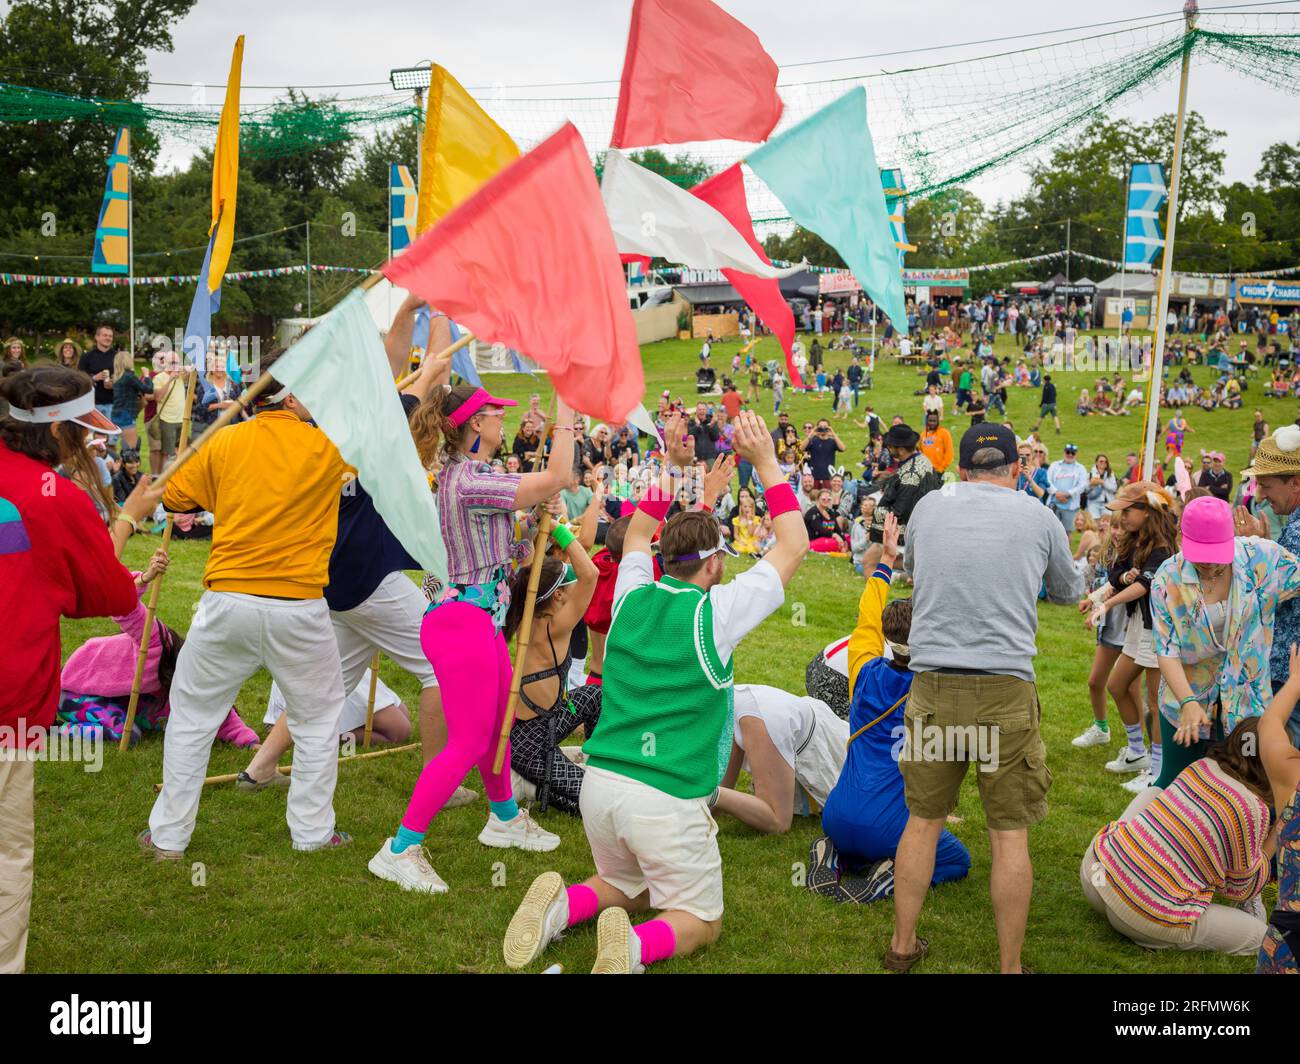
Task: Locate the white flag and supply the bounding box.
[270,289,448,582]
[601,150,801,280]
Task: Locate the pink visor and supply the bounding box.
[447,387,518,427]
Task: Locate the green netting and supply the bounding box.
[4,13,1300,195]
[0,82,418,158]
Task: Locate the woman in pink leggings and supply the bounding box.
[368,385,577,894]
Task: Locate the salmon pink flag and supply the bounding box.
[611,0,782,149]
[689,164,800,387]
[383,123,643,424]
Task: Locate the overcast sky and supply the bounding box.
[139,0,1299,203]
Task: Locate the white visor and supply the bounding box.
[6,387,120,435]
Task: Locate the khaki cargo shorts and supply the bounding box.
[899,671,1051,831]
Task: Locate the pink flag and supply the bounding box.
[690,164,801,387]
[383,124,643,424]
[611,0,783,149]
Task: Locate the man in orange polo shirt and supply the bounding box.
[917,411,953,475]
[143,348,353,858]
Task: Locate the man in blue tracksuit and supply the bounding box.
[809,513,970,903]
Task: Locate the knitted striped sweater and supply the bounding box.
[1094,759,1270,928]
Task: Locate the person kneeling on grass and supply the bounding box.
[1080,716,1277,958]
[501,410,807,973]
[59,547,258,748]
[236,668,412,792]
[809,514,970,904]
[709,683,848,835]
[506,530,602,816]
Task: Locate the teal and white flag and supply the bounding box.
[748,88,906,330]
[270,289,447,582]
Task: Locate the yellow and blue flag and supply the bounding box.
[183,35,244,377]
[91,128,130,275]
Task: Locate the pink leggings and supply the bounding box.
[400,601,514,832]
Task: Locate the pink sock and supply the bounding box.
[633,919,677,965]
[565,884,599,927]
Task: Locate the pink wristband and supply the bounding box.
[765,482,799,518]
[637,496,673,522]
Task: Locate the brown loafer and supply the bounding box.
[883,936,928,973]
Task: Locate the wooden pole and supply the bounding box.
[395,331,474,391]
[492,512,554,775]
[363,650,381,749]
[491,392,560,774]
[119,367,199,751]
[157,741,421,793]
[1141,1,1198,479]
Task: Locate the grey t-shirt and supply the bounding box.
[903,480,1083,682]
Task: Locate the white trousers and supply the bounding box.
[148,591,344,851]
[0,755,34,974]
[331,571,437,694]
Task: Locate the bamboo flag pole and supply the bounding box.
[119,367,199,751]
[158,741,421,793]
[395,331,474,391]
[363,650,381,749]
[492,394,560,774]
[1140,0,1199,479]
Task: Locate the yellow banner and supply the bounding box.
[208,35,244,292]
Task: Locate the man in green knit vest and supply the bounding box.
[501,410,809,973]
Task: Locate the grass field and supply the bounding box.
[37,328,1294,974]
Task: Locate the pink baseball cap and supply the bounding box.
[1180,495,1234,565]
[447,387,518,427]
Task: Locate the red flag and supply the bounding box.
[383,124,643,424]
[689,164,801,387]
[619,252,652,273]
[611,0,783,149]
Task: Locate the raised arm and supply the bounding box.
[512,398,577,509]
[1260,646,1300,805]
[848,512,898,691]
[732,411,808,586]
[623,412,693,561]
[384,292,426,379]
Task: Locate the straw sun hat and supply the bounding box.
[1241,426,1300,479]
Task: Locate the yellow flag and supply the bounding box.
[416,65,519,234]
[208,35,244,292]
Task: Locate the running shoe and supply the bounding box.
[294,830,352,852]
[807,835,841,897]
[1104,748,1150,774]
[591,907,644,975]
[235,769,290,792]
[368,838,449,893]
[137,828,184,862]
[503,871,568,970]
[478,809,561,852]
[445,785,478,809]
[1071,723,1111,749]
[1121,770,1156,794]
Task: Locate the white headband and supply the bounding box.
[886,639,910,657]
[6,387,115,434]
[262,386,291,405]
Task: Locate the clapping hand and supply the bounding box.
[1233,505,1268,539]
[702,454,736,508]
[881,512,900,568]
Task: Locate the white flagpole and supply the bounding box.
[1141,0,1198,479]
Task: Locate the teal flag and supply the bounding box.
[270,289,448,582]
[748,87,906,330]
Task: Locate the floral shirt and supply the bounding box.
[1271,514,1300,685]
[1150,538,1300,734]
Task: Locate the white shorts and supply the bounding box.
[579,766,724,922]
[1122,613,1157,669]
[265,669,403,735]
[799,698,849,811]
[331,571,437,694]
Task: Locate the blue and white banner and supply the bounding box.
[1125,162,1167,268]
[390,163,416,257]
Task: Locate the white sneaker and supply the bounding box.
[591,906,645,974]
[1071,723,1112,749]
[1121,769,1155,794]
[478,809,561,852]
[368,838,449,894]
[511,769,538,802]
[445,785,478,809]
[1105,748,1150,775]
[503,870,568,969]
